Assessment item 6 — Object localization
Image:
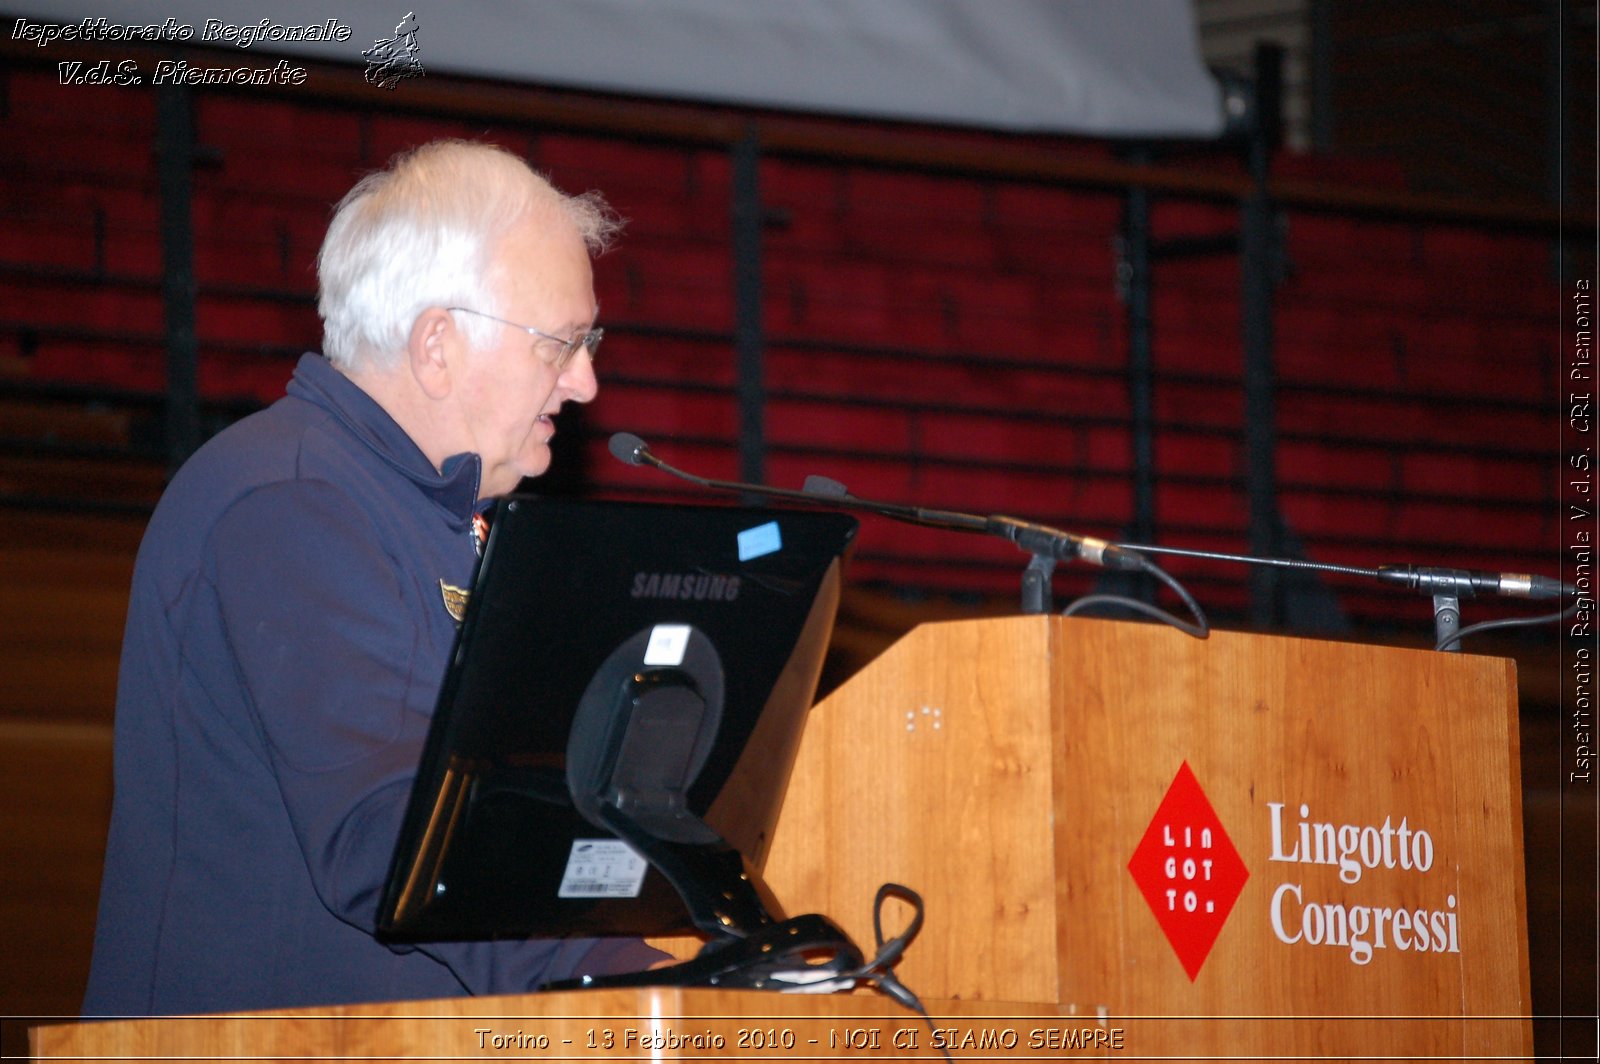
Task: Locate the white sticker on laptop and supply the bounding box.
[737,520,782,561]
[643,623,691,666]
[558,839,649,899]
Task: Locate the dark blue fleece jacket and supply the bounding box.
[83,354,661,1015]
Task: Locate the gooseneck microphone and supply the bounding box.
[610,431,877,509]
[613,431,981,524]
[608,433,1143,572]
[607,431,1202,627]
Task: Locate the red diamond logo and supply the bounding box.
[1127,761,1249,981]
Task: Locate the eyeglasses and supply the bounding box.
[446,306,602,371]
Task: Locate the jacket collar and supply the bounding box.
[287,353,482,521]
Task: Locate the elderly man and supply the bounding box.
[83,141,664,1015]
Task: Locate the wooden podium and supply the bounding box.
[33,617,1531,1059]
[763,616,1532,1056]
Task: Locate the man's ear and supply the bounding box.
[407,307,456,400]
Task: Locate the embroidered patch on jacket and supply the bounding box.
[439,580,470,622]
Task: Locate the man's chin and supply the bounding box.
[494,460,550,496]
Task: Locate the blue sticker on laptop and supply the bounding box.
[737,521,782,561]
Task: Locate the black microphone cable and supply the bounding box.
[1435,597,1585,653]
[1060,556,1210,640]
[840,883,954,1064]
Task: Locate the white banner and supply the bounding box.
[10,0,1224,137]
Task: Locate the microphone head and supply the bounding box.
[802,474,849,499]
[608,432,649,466]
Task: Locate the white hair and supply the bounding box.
[316,140,622,371]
